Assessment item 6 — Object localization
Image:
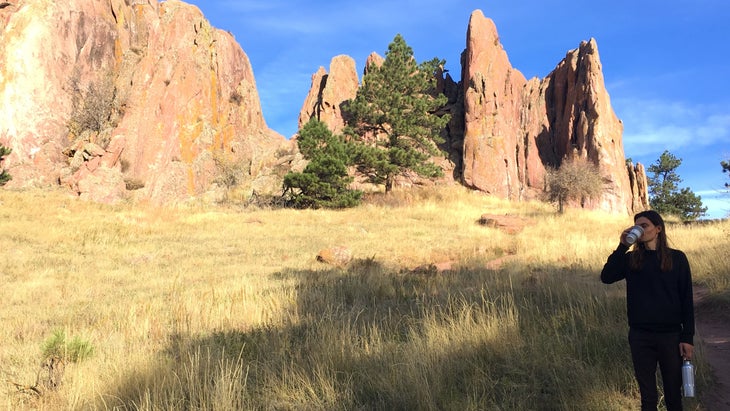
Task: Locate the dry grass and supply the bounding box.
[0,186,727,410]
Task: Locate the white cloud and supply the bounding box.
[697,195,729,219]
[697,113,730,140]
[615,98,730,158]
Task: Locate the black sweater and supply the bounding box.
[600,243,695,345]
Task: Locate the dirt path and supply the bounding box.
[694,287,730,410]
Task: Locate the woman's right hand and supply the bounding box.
[619,227,632,246]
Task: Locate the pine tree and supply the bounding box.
[0,144,12,186]
[283,120,361,209]
[343,34,450,193]
[722,157,730,190]
[647,150,707,221]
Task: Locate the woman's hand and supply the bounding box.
[620,227,632,246]
[680,342,694,360]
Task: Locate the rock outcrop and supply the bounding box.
[1,2,648,212]
[298,55,358,134]
[298,9,649,214]
[0,0,288,204]
[461,10,646,214]
[461,11,528,201]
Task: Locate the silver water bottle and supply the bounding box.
[682,360,695,397]
[625,225,644,245]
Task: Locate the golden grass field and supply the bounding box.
[1,186,728,410]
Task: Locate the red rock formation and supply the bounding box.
[540,38,636,213]
[461,11,528,201]
[2,2,647,212]
[460,9,648,214]
[364,52,384,74]
[298,55,359,134]
[294,9,648,214]
[0,0,287,204]
[628,161,650,213]
[295,10,647,213]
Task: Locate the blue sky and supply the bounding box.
[190,0,730,219]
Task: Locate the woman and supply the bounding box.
[600,210,694,411]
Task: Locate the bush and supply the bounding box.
[41,329,94,363]
[0,144,11,186]
[124,178,145,190]
[67,73,122,148]
[545,157,604,213]
[213,151,247,190]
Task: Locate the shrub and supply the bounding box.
[213,151,248,190]
[67,72,123,148]
[41,329,94,363]
[545,157,604,213]
[0,144,11,186]
[124,178,145,190]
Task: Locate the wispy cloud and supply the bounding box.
[695,192,729,219]
[614,97,730,158]
[214,0,459,40]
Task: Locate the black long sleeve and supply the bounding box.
[600,245,695,345]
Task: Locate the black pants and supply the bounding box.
[628,328,683,411]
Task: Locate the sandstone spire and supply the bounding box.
[459,9,648,213]
[298,55,359,135]
[461,10,528,201]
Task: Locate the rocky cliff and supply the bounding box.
[299,9,649,214]
[0,0,291,204]
[1,2,648,212]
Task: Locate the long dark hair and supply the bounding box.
[629,210,673,272]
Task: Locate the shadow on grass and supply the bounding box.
[95,258,688,410]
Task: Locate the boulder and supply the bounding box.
[316,246,353,267]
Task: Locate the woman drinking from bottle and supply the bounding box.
[600,210,695,411]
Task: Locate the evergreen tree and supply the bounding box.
[0,144,11,186]
[647,150,707,221]
[283,120,361,209]
[343,34,450,193]
[722,157,730,190]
